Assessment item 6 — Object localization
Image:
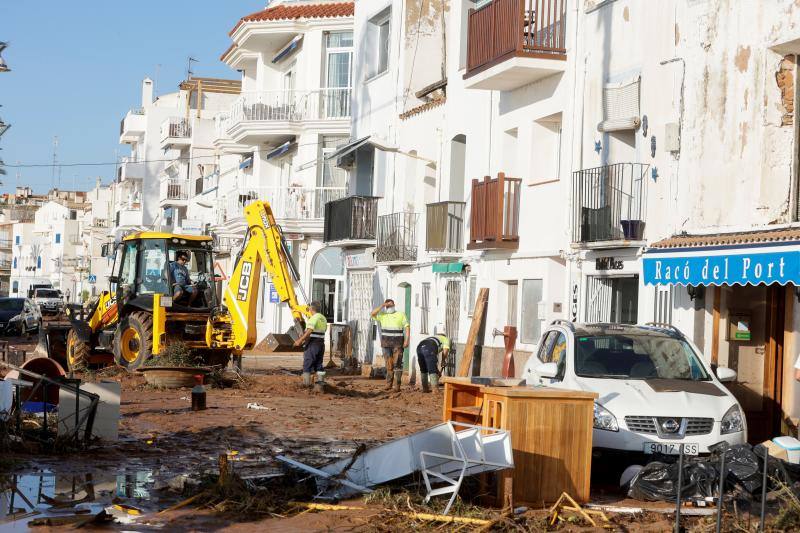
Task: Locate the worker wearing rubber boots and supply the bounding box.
[294,301,328,390]
[416,333,450,393]
[371,299,409,391]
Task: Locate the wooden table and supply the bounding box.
[442,377,597,506]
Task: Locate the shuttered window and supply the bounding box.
[597,77,641,132]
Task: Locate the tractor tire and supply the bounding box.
[66,329,91,372]
[114,312,153,372]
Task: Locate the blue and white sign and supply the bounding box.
[643,248,800,286]
[88,275,97,284]
[268,283,280,303]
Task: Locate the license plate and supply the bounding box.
[644,442,699,455]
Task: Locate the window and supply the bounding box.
[119,242,138,286]
[467,275,477,316]
[449,135,467,202]
[36,256,41,269]
[585,275,639,324]
[539,330,567,380]
[420,282,430,334]
[55,233,61,244]
[368,9,391,78]
[70,210,77,220]
[520,279,544,344]
[598,77,641,132]
[325,32,353,118]
[531,115,562,185]
[11,281,18,293]
[506,280,518,327]
[15,235,20,245]
[12,257,16,269]
[138,240,168,295]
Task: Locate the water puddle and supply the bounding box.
[0,470,161,530]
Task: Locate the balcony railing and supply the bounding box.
[377,212,418,263]
[225,186,347,222]
[323,196,380,243]
[119,107,145,136]
[572,163,648,244]
[426,201,466,254]
[161,178,189,202]
[0,239,11,249]
[466,0,567,75]
[160,117,192,141]
[0,259,10,270]
[468,173,521,250]
[228,88,351,127]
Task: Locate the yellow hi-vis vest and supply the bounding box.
[306,313,328,339]
[375,311,409,338]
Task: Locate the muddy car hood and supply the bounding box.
[0,309,22,322]
[566,376,738,420]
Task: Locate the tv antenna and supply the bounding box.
[186,56,198,80]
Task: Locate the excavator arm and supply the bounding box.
[223,200,311,351]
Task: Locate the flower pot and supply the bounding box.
[621,219,645,240]
[137,367,210,388]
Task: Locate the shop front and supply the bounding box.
[643,231,800,443]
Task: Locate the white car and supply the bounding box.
[522,321,747,456]
[33,288,62,315]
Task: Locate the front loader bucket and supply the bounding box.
[264,322,305,352]
[43,322,72,369]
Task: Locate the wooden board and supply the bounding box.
[457,288,489,377]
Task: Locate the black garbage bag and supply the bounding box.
[628,460,719,501]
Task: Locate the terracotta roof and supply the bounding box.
[229,2,354,35]
[650,228,800,249]
[399,98,446,120]
[220,43,237,62]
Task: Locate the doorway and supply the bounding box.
[311,247,345,323]
[397,283,412,370]
[720,284,785,443]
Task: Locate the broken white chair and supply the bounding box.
[420,421,514,515]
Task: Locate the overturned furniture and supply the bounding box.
[279,421,513,514]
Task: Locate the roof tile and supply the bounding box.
[229,2,354,35]
[650,228,800,249]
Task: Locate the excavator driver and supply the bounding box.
[170,250,198,305]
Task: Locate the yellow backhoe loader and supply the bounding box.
[61,200,311,372]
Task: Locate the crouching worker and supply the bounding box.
[416,333,450,393]
[293,301,328,389]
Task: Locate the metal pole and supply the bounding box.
[675,444,684,533]
[759,446,768,532]
[716,449,727,533]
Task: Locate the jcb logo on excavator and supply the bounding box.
[237,261,253,301]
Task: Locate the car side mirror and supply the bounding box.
[716,366,737,382]
[536,361,559,379]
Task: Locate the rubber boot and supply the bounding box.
[384,365,394,389]
[314,371,326,393]
[392,370,403,392]
[420,373,431,393]
[430,373,439,391]
[302,372,312,388]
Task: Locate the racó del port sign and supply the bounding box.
[643,248,800,286]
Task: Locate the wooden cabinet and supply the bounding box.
[442,378,597,506]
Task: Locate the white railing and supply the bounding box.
[160,178,189,201]
[223,186,347,222]
[160,117,192,141]
[227,88,351,128]
[214,112,233,141]
[118,156,146,182]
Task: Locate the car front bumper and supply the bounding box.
[592,424,747,454]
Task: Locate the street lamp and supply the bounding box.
[0,42,10,73]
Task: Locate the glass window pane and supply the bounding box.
[138,240,168,295]
[520,279,543,344]
[312,247,344,276]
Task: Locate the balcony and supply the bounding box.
[323,196,380,245]
[464,0,567,91]
[223,186,346,234]
[426,201,466,256]
[119,108,146,143]
[160,117,192,148]
[117,156,145,182]
[0,238,11,250]
[571,163,648,246]
[159,178,189,207]
[226,88,351,144]
[0,259,10,271]
[115,207,143,228]
[376,212,419,265]
[467,173,522,250]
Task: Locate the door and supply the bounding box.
[444,280,461,376]
[324,32,353,118]
[348,271,374,363]
[723,284,785,443]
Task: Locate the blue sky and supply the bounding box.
[0,1,264,194]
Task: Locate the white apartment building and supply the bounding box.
[78,181,114,301]
[212,0,354,343]
[116,77,241,238]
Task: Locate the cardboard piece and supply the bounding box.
[760,440,789,461]
[58,381,121,441]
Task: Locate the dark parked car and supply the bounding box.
[0,297,41,336]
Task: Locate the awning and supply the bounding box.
[324,135,438,166]
[642,229,800,286]
[239,156,253,170]
[272,35,303,64]
[324,136,372,162]
[432,262,464,273]
[266,140,297,160]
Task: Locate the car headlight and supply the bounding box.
[594,402,619,432]
[721,405,744,434]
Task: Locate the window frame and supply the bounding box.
[367,7,392,80]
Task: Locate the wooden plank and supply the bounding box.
[711,286,721,365]
[457,287,489,376]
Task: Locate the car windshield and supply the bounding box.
[35,290,60,298]
[0,299,24,311]
[575,333,710,381]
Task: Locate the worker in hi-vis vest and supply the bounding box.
[371,298,410,392]
[293,301,328,388]
[416,330,450,393]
